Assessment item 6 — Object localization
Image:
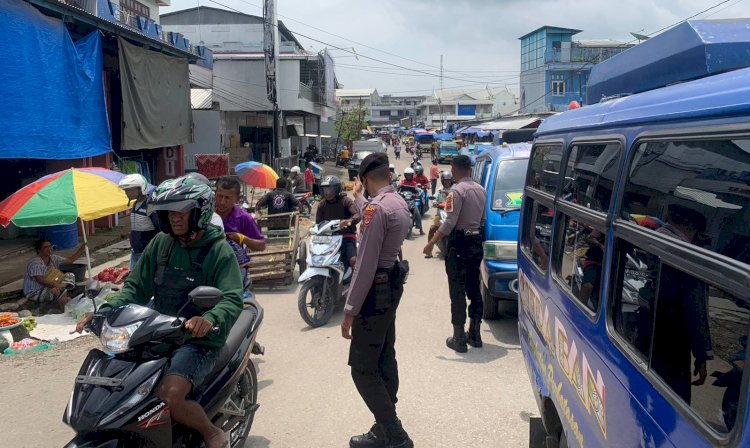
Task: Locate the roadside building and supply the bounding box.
[336,88,380,122]
[519,26,633,113]
[418,87,518,128]
[161,6,337,171]
[369,95,426,126]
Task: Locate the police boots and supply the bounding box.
[350,422,387,448]
[468,318,483,347]
[384,419,414,448]
[350,421,414,448]
[446,324,468,353]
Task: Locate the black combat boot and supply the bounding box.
[384,419,414,448]
[350,422,387,448]
[467,318,483,348]
[446,324,468,353]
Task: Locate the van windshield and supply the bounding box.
[492,158,528,210]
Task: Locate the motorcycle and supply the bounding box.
[429,196,449,256]
[335,154,350,167]
[63,283,265,448]
[398,186,421,239]
[297,220,354,327]
[294,191,314,217]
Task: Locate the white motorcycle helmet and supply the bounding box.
[118,173,148,196]
[403,167,415,175]
[290,166,301,174]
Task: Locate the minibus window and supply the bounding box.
[612,239,749,433]
[522,198,554,271]
[622,138,750,265]
[562,143,620,213]
[529,144,563,194]
[555,215,605,312]
[492,159,528,210]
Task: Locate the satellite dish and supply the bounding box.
[630,32,650,42]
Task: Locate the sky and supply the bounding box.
[162,0,750,95]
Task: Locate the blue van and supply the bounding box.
[519,20,750,448]
[472,144,531,318]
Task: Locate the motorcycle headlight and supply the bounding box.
[483,241,517,261]
[100,321,141,354]
[100,370,161,426]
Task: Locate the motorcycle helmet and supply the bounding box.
[389,164,395,172]
[184,172,211,185]
[118,173,148,196]
[281,167,290,177]
[403,167,415,181]
[414,165,424,175]
[148,176,216,235]
[320,175,342,197]
[440,171,453,181]
[291,166,301,174]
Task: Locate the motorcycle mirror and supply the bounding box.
[85,279,103,312]
[188,286,224,308]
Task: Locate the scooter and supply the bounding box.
[63,283,264,448]
[297,220,354,327]
[294,191,314,217]
[429,196,448,256]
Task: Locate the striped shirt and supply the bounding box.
[23,255,64,295]
[131,200,156,232]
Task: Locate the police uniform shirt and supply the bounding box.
[438,176,486,235]
[344,185,411,316]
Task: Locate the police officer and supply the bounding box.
[341,152,413,448]
[423,155,486,353]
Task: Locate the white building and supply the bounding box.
[336,88,380,120]
[418,87,519,128]
[160,6,337,167]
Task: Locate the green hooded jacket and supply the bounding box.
[102,225,243,348]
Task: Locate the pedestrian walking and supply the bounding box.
[394,142,401,160]
[341,152,413,448]
[422,155,486,353]
[429,159,440,195]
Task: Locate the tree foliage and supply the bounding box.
[334,105,369,144]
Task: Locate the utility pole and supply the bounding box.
[440,54,444,131]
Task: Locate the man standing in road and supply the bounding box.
[423,155,486,353]
[341,152,413,448]
[429,159,440,195]
[305,162,316,193]
[256,178,301,215]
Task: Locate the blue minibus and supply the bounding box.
[519,21,750,448]
[472,144,530,318]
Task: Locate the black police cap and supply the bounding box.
[358,152,389,178]
[452,155,472,171]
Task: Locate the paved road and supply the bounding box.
[0,152,537,447]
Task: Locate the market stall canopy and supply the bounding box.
[119,37,193,150]
[476,117,542,131]
[587,19,750,103]
[0,0,111,159]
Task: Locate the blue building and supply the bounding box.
[519,26,633,113]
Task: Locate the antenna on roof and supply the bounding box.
[630,32,650,43]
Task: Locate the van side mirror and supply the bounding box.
[189,286,224,308]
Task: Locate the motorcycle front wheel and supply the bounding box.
[298,277,335,327]
[228,361,259,447]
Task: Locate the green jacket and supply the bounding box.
[103,225,244,348]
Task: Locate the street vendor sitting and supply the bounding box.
[23,237,86,311]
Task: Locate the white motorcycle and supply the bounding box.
[297,220,354,327]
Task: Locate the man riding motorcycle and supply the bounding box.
[400,167,425,235]
[288,166,307,193]
[316,175,361,268]
[413,165,430,191]
[76,176,244,448]
[426,171,455,254]
[389,163,400,184]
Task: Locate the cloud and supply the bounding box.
[163,0,750,94]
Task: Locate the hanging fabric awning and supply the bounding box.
[119,37,193,150]
[0,0,111,159]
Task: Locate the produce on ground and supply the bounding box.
[11,338,38,350]
[21,316,37,332]
[95,266,129,284]
[0,313,20,328]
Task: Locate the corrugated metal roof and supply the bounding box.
[191,88,213,109]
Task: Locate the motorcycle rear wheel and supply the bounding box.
[298,277,335,327]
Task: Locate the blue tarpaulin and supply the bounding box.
[0,0,111,159]
[434,133,455,140]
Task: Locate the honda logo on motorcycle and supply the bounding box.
[137,402,167,423]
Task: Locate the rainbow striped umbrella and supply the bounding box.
[0,167,137,278]
[235,162,279,189]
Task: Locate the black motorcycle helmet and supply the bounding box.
[414,165,424,175]
[320,175,342,198]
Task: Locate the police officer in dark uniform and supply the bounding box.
[341,152,413,448]
[423,155,486,353]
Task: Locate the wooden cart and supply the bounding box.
[246,212,308,288]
